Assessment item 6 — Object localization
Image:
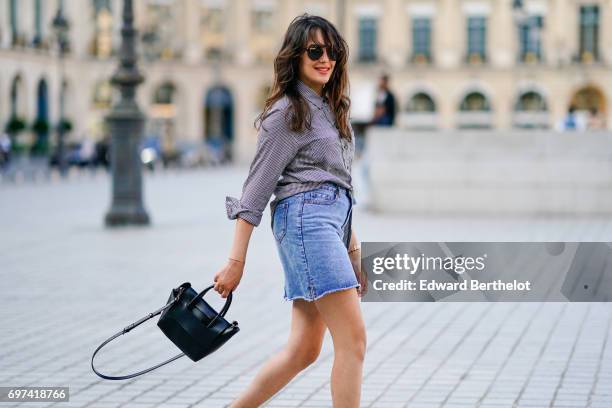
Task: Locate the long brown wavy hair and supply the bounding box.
[254,14,352,141]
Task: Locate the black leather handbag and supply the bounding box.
[91,282,239,380]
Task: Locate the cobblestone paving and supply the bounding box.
[1,162,611,407]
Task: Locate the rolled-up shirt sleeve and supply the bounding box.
[225,107,299,227]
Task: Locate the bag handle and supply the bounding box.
[91,285,188,380]
[187,284,233,328]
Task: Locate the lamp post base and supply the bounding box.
[105,205,150,226]
[104,0,150,228]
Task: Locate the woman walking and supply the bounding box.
[214,14,368,408]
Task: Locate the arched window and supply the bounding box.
[570,86,606,114]
[10,74,24,116]
[204,85,234,162]
[35,79,49,122]
[515,91,547,112]
[457,90,492,129]
[32,78,50,154]
[400,91,438,130]
[459,91,490,111]
[153,82,175,105]
[407,92,436,112]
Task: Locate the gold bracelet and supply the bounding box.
[228,257,245,264]
[348,246,361,254]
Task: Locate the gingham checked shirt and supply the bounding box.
[225,79,356,227]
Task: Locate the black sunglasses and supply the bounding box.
[304,44,339,61]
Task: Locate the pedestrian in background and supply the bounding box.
[562,105,578,130]
[214,14,367,408]
[557,105,587,131]
[370,74,397,126]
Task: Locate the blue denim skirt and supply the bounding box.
[271,182,360,302]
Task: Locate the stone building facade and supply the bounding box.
[1,0,610,163]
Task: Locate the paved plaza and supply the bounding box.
[1,161,611,407]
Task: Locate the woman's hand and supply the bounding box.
[213,258,245,298]
[348,249,368,297]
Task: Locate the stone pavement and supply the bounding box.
[1,161,611,408]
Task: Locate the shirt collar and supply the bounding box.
[296,79,328,109]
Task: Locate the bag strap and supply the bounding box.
[187,284,233,328]
[91,288,187,380]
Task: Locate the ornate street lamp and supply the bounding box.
[104,0,150,226]
[51,0,70,177]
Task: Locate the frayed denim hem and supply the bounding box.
[284,283,361,302]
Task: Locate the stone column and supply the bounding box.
[438,79,456,130]
[383,0,406,69]
[551,0,572,66]
[437,0,461,68]
[182,74,203,144]
[490,0,514,68]
[182,0,202,65]
[229,0,252,66]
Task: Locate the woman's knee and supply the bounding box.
[335,322,367,361]
[351,325,367,360]
[287,299,326,368]
[287,344,322,369]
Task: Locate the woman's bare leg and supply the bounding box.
[314,288,366,408]
[229,299,327,407]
